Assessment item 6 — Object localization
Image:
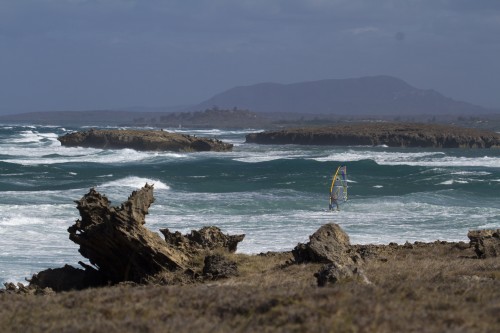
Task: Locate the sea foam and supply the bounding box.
[99,176,170,190]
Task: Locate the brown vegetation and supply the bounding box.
[1,242,499,332]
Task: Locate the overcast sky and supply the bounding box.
[1,0,499,114]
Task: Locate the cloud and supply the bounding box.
[1,0,500,112]
[347,27,382,36]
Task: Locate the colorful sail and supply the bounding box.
[329,165,348,210]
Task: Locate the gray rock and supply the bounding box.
[315,263,371,287]
[58,129,233,152]
[67,184,190,284]
[160,226,245,255]
[28,264,105,292]
[246,122,500,148]
[292,223,354,265]
[203,254,239,280]
[468,229,500,258]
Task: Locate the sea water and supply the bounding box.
[1,124,499,284]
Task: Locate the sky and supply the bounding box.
[1,0,500,114]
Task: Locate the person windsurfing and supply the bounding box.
[329,191,339,211]
[329,165,347,211]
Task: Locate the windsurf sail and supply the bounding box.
[329,165,348,210]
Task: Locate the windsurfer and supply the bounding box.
[329,191,339,211]
[328,165,347,212]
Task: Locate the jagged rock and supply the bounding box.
[202,254,239,280]
[160,226,245,255]
[67,184,190,283]
[28,263,105,292]
[292,223,354,265]
[23,185,247,291]
[1,282,26,294]
[58,129,233,152]
[315,263,371,287]
[468,229,500,258]
[246,122,500,148]
[1,282,54,295]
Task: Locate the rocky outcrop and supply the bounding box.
[292,223,367,286]
[246,122,500,148]
[468,229,500,258]
[67,184,189,284]
[58,129,233,152]
[27,184,246,291]
[292,223,358,265]
[161,226,245,255]
[28,264,105,292]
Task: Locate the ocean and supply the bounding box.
[1,124,499,285]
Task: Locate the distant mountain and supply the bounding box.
[2,76,499,129]
[192,75,487,115]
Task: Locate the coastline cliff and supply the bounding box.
[245,122,500,148]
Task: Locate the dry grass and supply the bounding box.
[1,243,499,333]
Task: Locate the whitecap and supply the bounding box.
[2,147,179,166]
[312,150,446,164]
[232,150,309,163]
[450,171,491,176]
[99,176,170,190]
[233,156,283,163]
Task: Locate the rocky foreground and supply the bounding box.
[58,129,233,152]
[1,185,499,332]
[246,122,500,148]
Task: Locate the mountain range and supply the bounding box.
[1,75,498,128]
[191,75,487,115]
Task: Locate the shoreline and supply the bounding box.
[1,232,499,332]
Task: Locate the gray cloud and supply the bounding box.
[1,0,500,113]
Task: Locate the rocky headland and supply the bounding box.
[245,122,500,148]
[58,129,233,152]
[1,185,499,332]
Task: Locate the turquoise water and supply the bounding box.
[1,124,499,284]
